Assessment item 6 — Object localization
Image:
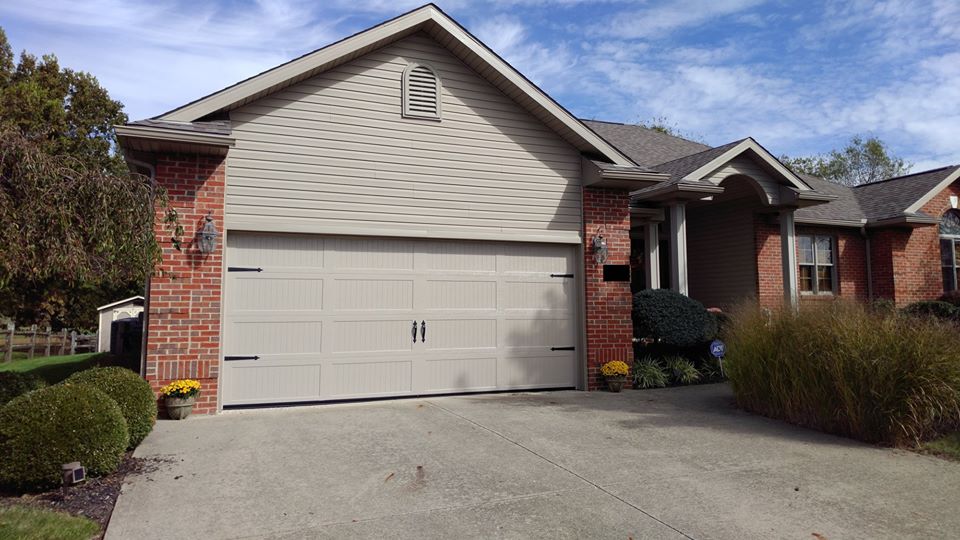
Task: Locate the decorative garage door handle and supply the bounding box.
[224,355,260,361]
[227,267,263,272]
[550,346,575,351]
[412,321,418,343]
[420,320,426,343]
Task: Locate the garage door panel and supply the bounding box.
[227,233,325,269]
[223,233,579,406]
[502,319,573,348]
[498,354,577,388]
[330,320,413,353]
[228,320,323,355]
[417,240,497,272]
[229,277,324,311]
[223,364,321,405]
[334,279,413,311]
[328,237,414,270]
[425,319,497,350]
[423,280,497,310]
[422,356,497,392]
[326,360,412,397]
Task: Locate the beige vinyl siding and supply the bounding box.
[704,156,782,206]
[227,32,583,243]
[686,192,758,308]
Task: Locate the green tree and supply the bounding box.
[781,135,911,187]
[0,28,165,329]
[0,28,127,175]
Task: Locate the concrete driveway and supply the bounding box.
[107,384,960,539]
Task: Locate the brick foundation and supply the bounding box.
[583,187,633,390]
[144,154,226,415]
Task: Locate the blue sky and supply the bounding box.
[2,0,958,169]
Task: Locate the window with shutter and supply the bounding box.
[403,63,441,120]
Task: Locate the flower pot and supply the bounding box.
[165,396,196,420]
[606,376,627,393]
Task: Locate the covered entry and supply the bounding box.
[222,233,580,406]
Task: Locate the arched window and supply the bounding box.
[402,63,441,120]
[940,210,960,292]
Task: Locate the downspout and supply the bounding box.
[126,157,155,378]
[860,221,873,301]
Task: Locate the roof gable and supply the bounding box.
[852,165,960,221]
[155,4,634,166]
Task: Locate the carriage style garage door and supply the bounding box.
[222,233,581,406]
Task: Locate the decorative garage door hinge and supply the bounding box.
[550,273,574,278]
[224,355,260,361]
[227,267,263,272]
[550,346,575,351]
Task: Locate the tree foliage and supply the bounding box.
[781,135,911,187]
[0,28,163,328]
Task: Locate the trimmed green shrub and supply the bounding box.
[0,371,47,406]
[633,358,668,389]
[726,302,960,446]
[633,289,714,347]
[0,384,128,491]
[901,300,958,321]
[870,298,896,315]
[664,356,701,385]
[938,290,960,307]
[67,367,156,448]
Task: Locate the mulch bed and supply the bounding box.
[0,453,163,538]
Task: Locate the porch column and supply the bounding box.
[780,208,798,307]
[645,221,660,289]
[669,203,688,295]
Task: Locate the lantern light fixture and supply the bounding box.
[592,229,608,265]
[198,212,219,255]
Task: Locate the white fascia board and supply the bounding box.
[158,4,634,166]
[904,166,960,214]
[683,138,812,191]
[97,295,145,312]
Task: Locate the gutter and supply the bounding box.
[115,124,236,148]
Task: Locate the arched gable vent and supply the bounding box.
[403,63,441,120]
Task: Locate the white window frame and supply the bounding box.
[940,210,960,292]
[797,234,836,295]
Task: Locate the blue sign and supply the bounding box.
[710,340,726,359]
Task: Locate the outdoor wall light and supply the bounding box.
[951,195,958,209]
[592,230,608,265]
[198,212,219,255]
[62,462,85,486]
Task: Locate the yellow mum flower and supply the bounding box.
[600,361,630,378]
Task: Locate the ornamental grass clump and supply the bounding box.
[725,301,960,446]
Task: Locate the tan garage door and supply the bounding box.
[222,233,580,406]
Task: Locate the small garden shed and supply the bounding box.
[96,296,144,353]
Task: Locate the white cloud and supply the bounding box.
[596,0,767,39]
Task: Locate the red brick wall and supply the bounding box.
[870,181,959,305]
[754,216,782,308]
[583,187,632,390]
[144,154,226,415]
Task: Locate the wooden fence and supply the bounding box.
[2,322,97,363]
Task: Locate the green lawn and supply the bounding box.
[0,506,99,540]
[923,432,960,461]
[0,353,105,384]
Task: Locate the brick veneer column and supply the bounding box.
[754,216,783,308]
[145,154,226,414]
[583,187,632,390]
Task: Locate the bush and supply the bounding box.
[726,302,960,446]
[901,300,958,321]
[633,358,668,389]
[0,384,129,491]
[664,356,701,385]
[67,367,156,448]
[0,371,47,406]
[938,290,960,307]
[633,289,714,347]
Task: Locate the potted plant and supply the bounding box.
[160,379,201,420]
[600,360,630,392]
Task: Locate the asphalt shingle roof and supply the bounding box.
[794,174,865,223]
[647,139,746,183]
[581,120,710,167]
[851,166,959,221]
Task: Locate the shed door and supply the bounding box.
[222,233,580,406]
